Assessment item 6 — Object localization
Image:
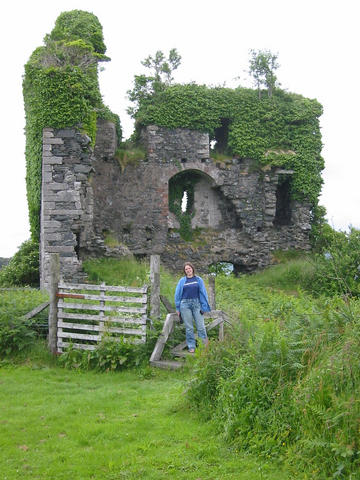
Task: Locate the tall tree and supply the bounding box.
[127,49,181,117]
[248,49,279,98]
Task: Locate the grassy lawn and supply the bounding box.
[0,363,286,480]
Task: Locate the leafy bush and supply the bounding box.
[310,227,360,297]
[0,287,49,358]
[59,337,152,371]
[0,314,36,356]
[44,10,107,55]
[0,239,39,287]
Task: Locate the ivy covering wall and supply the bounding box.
[23,10,121,240]
[134,84,324,205]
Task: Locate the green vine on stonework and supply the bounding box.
[132,84,323,206]
[23,10,121,240]
[168,171,201,241]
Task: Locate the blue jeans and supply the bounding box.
[180,298,208,350]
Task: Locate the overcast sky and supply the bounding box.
[1,0,359,258]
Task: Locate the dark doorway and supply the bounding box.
[273,177,292,226]
[213,118,231,153]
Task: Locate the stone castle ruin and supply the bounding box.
[40,119,312,289]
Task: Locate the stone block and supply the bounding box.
[47,138,64,145]
[45,246,74,253]
[43,129,54,137]
[44,156,63,165]
[74,164,92,174]
[43,201,56,210]
[265,209,276,216]
[42,220,62,228]
[49,209,82,216]
[42,172,53,182]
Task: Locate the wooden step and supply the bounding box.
[171,350,189,358]
[150,360,184,370]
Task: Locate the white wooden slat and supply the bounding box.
[106,328,146,336]
[58,282,147,294]
[58,312,105,322]
[58,337,145,350]
[58,312,147,325]
[58,321,146,335]
[59,293,147,303]
[104,315,148,325]
[58,300,146,314]
[59,331,101,341]
[58,340,96,351]
[58,321,100,331]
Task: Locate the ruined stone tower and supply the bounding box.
[40,119,311,288]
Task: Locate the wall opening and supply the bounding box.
[168,170,199,240]
[209,261,234,275]
[169,169,221,240]
[145,226,153,242]
[214,186,243,229]
[181,191,188,213]
[273,176,292,226]
[213,118,231,154]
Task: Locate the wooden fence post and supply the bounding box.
[48,253,60,355]
[207,275,216,310]
[150,254,160,318]
[207,275,223,340]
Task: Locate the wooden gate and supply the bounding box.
[56,282,148,353]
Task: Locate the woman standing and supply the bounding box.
[175,262,211,353]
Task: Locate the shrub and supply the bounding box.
[310,227,360,297]
[0,314,36,356]
[59,335,156,372]
[0,239,39,287]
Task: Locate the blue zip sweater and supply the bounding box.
[175,275,211,312]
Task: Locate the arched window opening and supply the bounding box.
[168,169,217,241]
[273,176,292,226]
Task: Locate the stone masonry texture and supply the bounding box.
[40,122,312,288]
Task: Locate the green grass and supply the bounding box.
[3,255,359,479]
[82,257,150,287]
[245,253,315,294]
[0,361,286,480]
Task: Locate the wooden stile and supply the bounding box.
[56,282,148,353]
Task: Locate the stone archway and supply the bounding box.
[168,169,222,239]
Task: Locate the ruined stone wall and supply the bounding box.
[40,127,96,289]
[40,122,312,287]
[88,125,311,273]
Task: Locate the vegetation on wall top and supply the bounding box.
[23,10,121,240]
[128,50,324,206]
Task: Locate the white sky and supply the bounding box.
[1,0,359,257]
